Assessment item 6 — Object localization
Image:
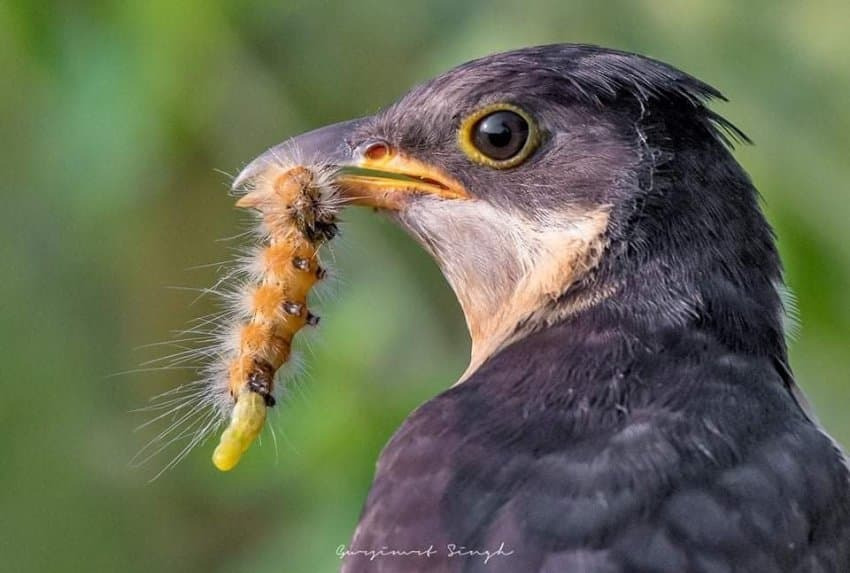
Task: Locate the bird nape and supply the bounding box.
[231,44,850,572]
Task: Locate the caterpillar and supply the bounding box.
[136,159,341,476]
[210,163,339,471]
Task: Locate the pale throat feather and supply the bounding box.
[400,198,611,382]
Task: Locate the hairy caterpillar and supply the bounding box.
[211,163,339,471]
[136,159,341,476]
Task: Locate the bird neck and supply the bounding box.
[460,211,613,382]
[561,140,789,368]
[469,139,789,383]
[410,138,788,384]
[398,196,613,384]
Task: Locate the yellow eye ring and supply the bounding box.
[458,103,541,169]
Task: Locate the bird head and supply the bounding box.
[234,44,785,378]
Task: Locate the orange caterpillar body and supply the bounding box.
[230,166,330,404]
[212,164,339,470]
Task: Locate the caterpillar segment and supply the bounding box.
[212,165,338,471]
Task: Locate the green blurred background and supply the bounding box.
[2,1,848,571]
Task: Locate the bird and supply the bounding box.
[233,44,850,572]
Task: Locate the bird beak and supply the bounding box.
[232,119,469,209]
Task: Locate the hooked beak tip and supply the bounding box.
[230,118,366,192]
[231,160,265,192]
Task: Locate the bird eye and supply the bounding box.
[458,103,540,168]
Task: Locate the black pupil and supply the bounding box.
[472,110,529,161]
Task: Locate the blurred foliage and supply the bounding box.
[1,1,848,571]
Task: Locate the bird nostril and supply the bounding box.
[362,140,390,161]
